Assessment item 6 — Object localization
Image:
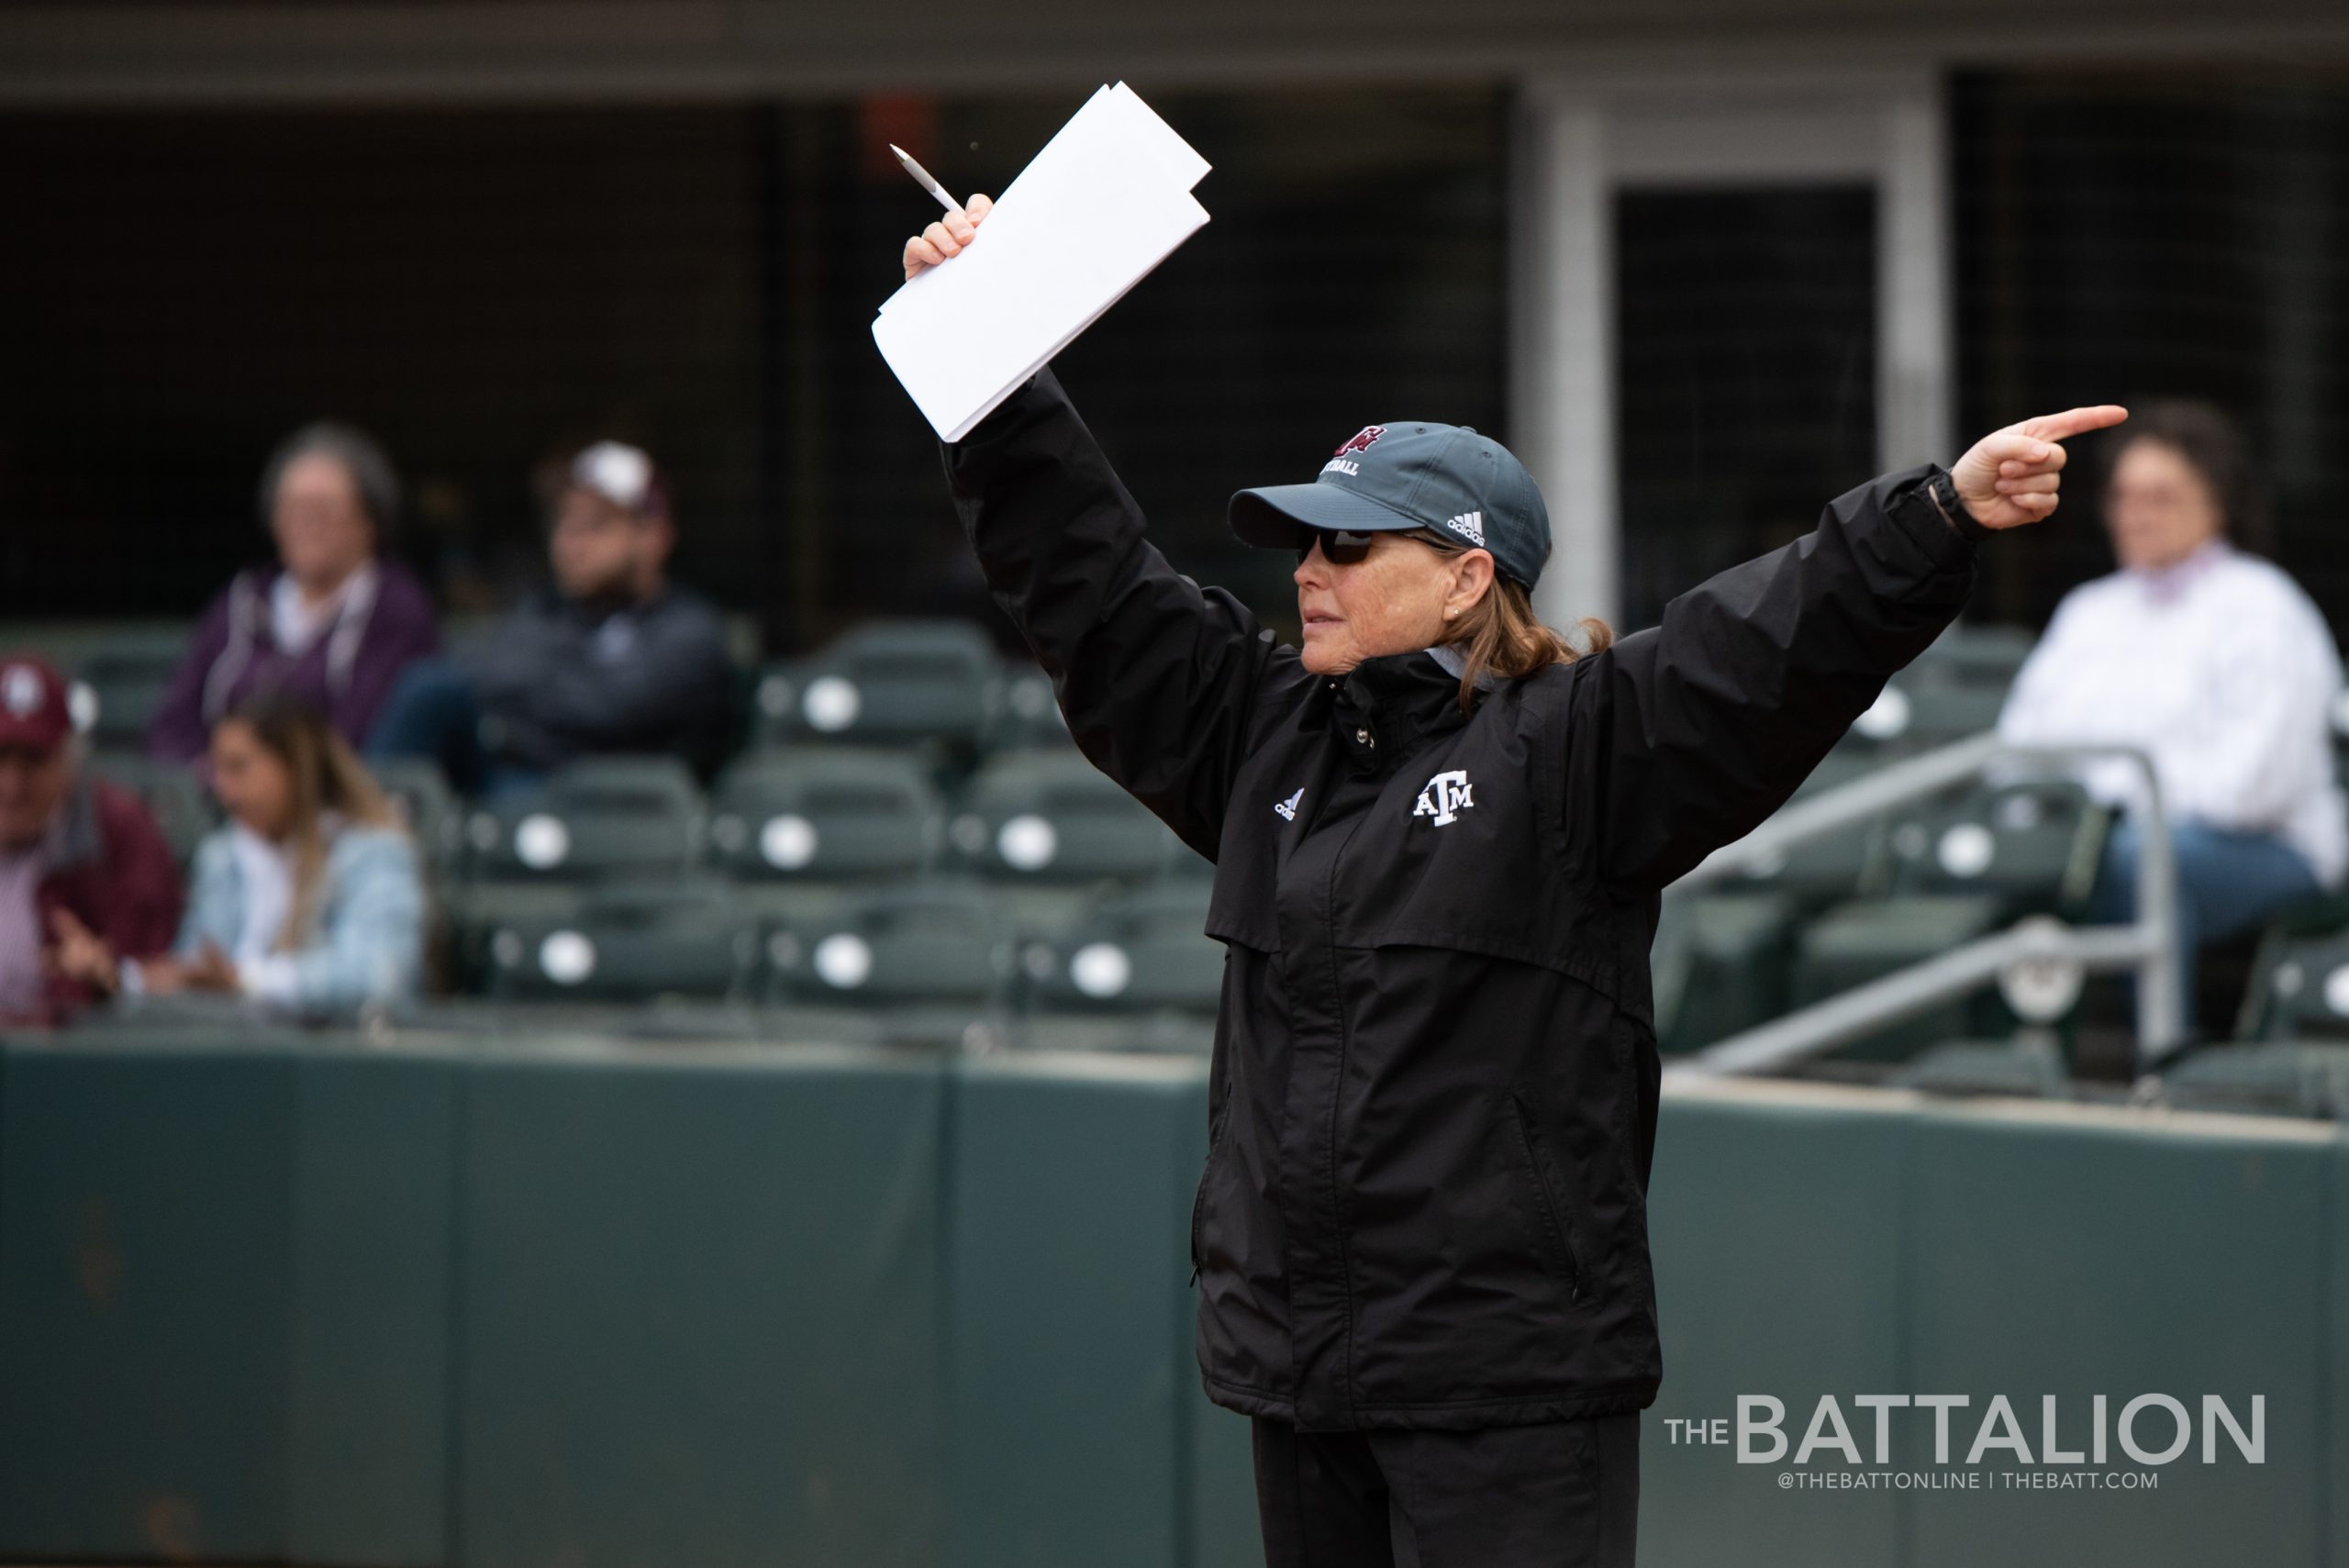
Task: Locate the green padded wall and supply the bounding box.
[1905,1102,2334,1568]
[286,1043,463,1566]
[4,1026,2343,1568]
[0,1029,457,1565]
[945,1049,1217,1568]
[452,1036,948,1568]
[1188,1391,1262,1568]
[1642,1083,1912,1568]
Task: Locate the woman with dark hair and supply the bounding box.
[904,196,2121,1565]
[1998,399,2343,1034]
[61,694,425,1012]
[148,422,440,762]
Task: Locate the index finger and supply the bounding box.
[2020,406,2129,443]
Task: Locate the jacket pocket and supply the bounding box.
[1504,1087,1586,1301]
[1188,1097,1230,1283]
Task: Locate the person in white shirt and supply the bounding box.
[1998,400,2343,1034]
[65,694,427,1015]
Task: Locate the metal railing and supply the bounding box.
[1662,733,2182,1082]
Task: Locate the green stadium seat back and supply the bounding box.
[1910,620,2034,689]
[1793,893,2009,1062]
[371,757,464,875]
[85,752,217,868]
[707,750,940,882]
[949,751,1176,884]
[2244,930,2349,1044]
[1025,881,1222,1017]
[1651,890,1798,1053]
[2159,1040,2349,1118]
[485,879,756,1002]
[1842,673,2008,752]
[71,629,187,750]
[754,618,1002,749]
[1886,778,2102,909]
[766,880,1009,1008]
[1889,1035,2070,1099]
[1789,746,1884,800]
[465,756,704,882]
[1720,816,1884,905]
[979,661,1074,752]
[444,882,584,992]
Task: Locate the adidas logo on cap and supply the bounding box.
[1444,511,1485,547]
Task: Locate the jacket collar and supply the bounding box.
[1303,646,1480,773]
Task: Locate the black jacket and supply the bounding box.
[463,582,737,775]
[944,368,1981,1432]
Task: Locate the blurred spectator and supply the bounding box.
[149,422,440,763]
[1997,400,2344,1027]
[369,439,735,795]
[0,656,184,1024]
[98,695,423,1014]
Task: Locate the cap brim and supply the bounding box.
[1229,482,1425,549]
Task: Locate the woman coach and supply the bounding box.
[906,198,2121,1565]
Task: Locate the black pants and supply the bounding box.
[1251,1412,1640,1567]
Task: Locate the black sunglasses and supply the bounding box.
[1295,526,1464,566]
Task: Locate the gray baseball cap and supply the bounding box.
[1230,421,1552,589]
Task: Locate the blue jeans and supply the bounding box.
[2087,818,2323,1032]
[366,660,545,802]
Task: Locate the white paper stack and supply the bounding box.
[873,82,1212,441]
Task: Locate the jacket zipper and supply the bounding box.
[1508,1092,1585,1302]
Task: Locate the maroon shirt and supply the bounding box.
[15,777,184,1025]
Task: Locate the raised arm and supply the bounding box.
[941,366,1288,861]
[916,195,1292,861]
[1568,406,2127,890]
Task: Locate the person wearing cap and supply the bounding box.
[906,201,2122,1563]
[367,439,736,793]
[149,422,440,764]
[0,656,184,1024]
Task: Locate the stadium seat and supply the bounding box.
[2233,917,2349,1044]
[371,756,464,876]
[1020,879,1222,1017]
[1883,777,2104,915]
[946,750,1180,885]
[1888,1034,2072,1099]
[464,756,705,882]
[707,749,941,884]
[1788,745,1883,800]
[483,878,759,1002]
[1652,890,1799,1053]
[980,660,1074,751]
[1842,674,2009,752]
[1716,810,1887,908]
[85,751,216,867]
[764,879,1012,1008]
[2156,1041,2349,1119]
[70,628,186,751]
[1909,620,2035,690]
[1790,892,2009,1062]
[752,618,1002,751]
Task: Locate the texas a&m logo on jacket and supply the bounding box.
[1412,769,1475,827]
